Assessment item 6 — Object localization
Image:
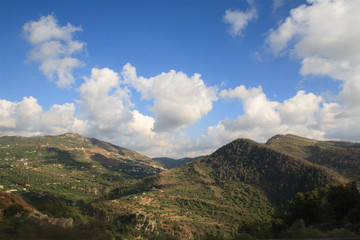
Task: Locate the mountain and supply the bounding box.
[152,156,202,169]
[0,133,164,202]
[92,138,345,239]
[266,134,360,184]
[1,133,358,239]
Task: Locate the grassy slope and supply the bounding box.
[266,134,360,184]
[0,133,163,202]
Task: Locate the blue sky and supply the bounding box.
[1,0,360,157]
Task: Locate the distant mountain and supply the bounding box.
[266,134,360,184]
[0,133,164,202]
[93,137,344,239]
[152,156,202,169]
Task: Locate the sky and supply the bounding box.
[1,0,360,158]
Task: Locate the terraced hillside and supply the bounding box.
[0,133,164,201]
[92,138,344,239]
[1,133,358,239]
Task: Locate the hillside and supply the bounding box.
[1,133,358,239]
[0,192,73,226]
[0,191,114,239]
[152,156,202,169]
[0,133,164,202]
[266,134,360,184]
[92,138,344,239]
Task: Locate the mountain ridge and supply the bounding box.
[1,133,359,239]
[152,156,202,169]
[93,136,349,238]
[0,133,164,201]
[266,134,360,184]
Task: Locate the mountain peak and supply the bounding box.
[0,133,164,201]
[266,134,317,145]
[266,133,360,184]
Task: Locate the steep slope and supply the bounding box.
[152,156,202,169]
[0,192,73,226]
[198,138,344,206]
[266,134,360,184]
[0,192,40,218]
[93,138,343,239]
[0,133,164,201]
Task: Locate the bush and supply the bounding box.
[232,232,255,240]
[326,228,356,238]
[0,215,112,240]
[279,219,325,239]
[3,204,29,218]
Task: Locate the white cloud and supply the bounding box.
[0,97,86,137]
[122,63,153,99]
[78,67,134,138]
[273,0,285,11]
[0,63,218,157]
[220,85,280,129]
[9,3,360,158]
[0,97,42,134]
[23,15,85,88]
[76,67,168,155]
[278,90,322,124]
[204,86,327,147]
[128,110,155,138]
[122,63,218,132]
[23,15,81,44]
[224,3,257,36]
[266,15,297,56]
[39,103,87,135]
[265,0,360,141]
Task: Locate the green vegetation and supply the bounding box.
[152,156,202,169]
[200,138,340,207]
[0,133,359,239]
[0,215,112,240]
[0,133,163,202]
[266,134,360,184]
[269,182,360,239]
[285,181,360,231]
[90,137,347,239]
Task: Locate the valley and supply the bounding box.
[0,133,359,239]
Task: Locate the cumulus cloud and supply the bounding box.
[0,61,218,157]
[205,86,326,145]
[23,15,85,88]
[265,0,360,141]
[9,3,360,158]
[78,67,134,138]
[39,103,87,135]
[0,97,86,136]
[75,66,177,156]
[0,97,42,134]
[122,63,218,132]
[278,90,322,124]
[224,1,257,36]
[220,85,280,129]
